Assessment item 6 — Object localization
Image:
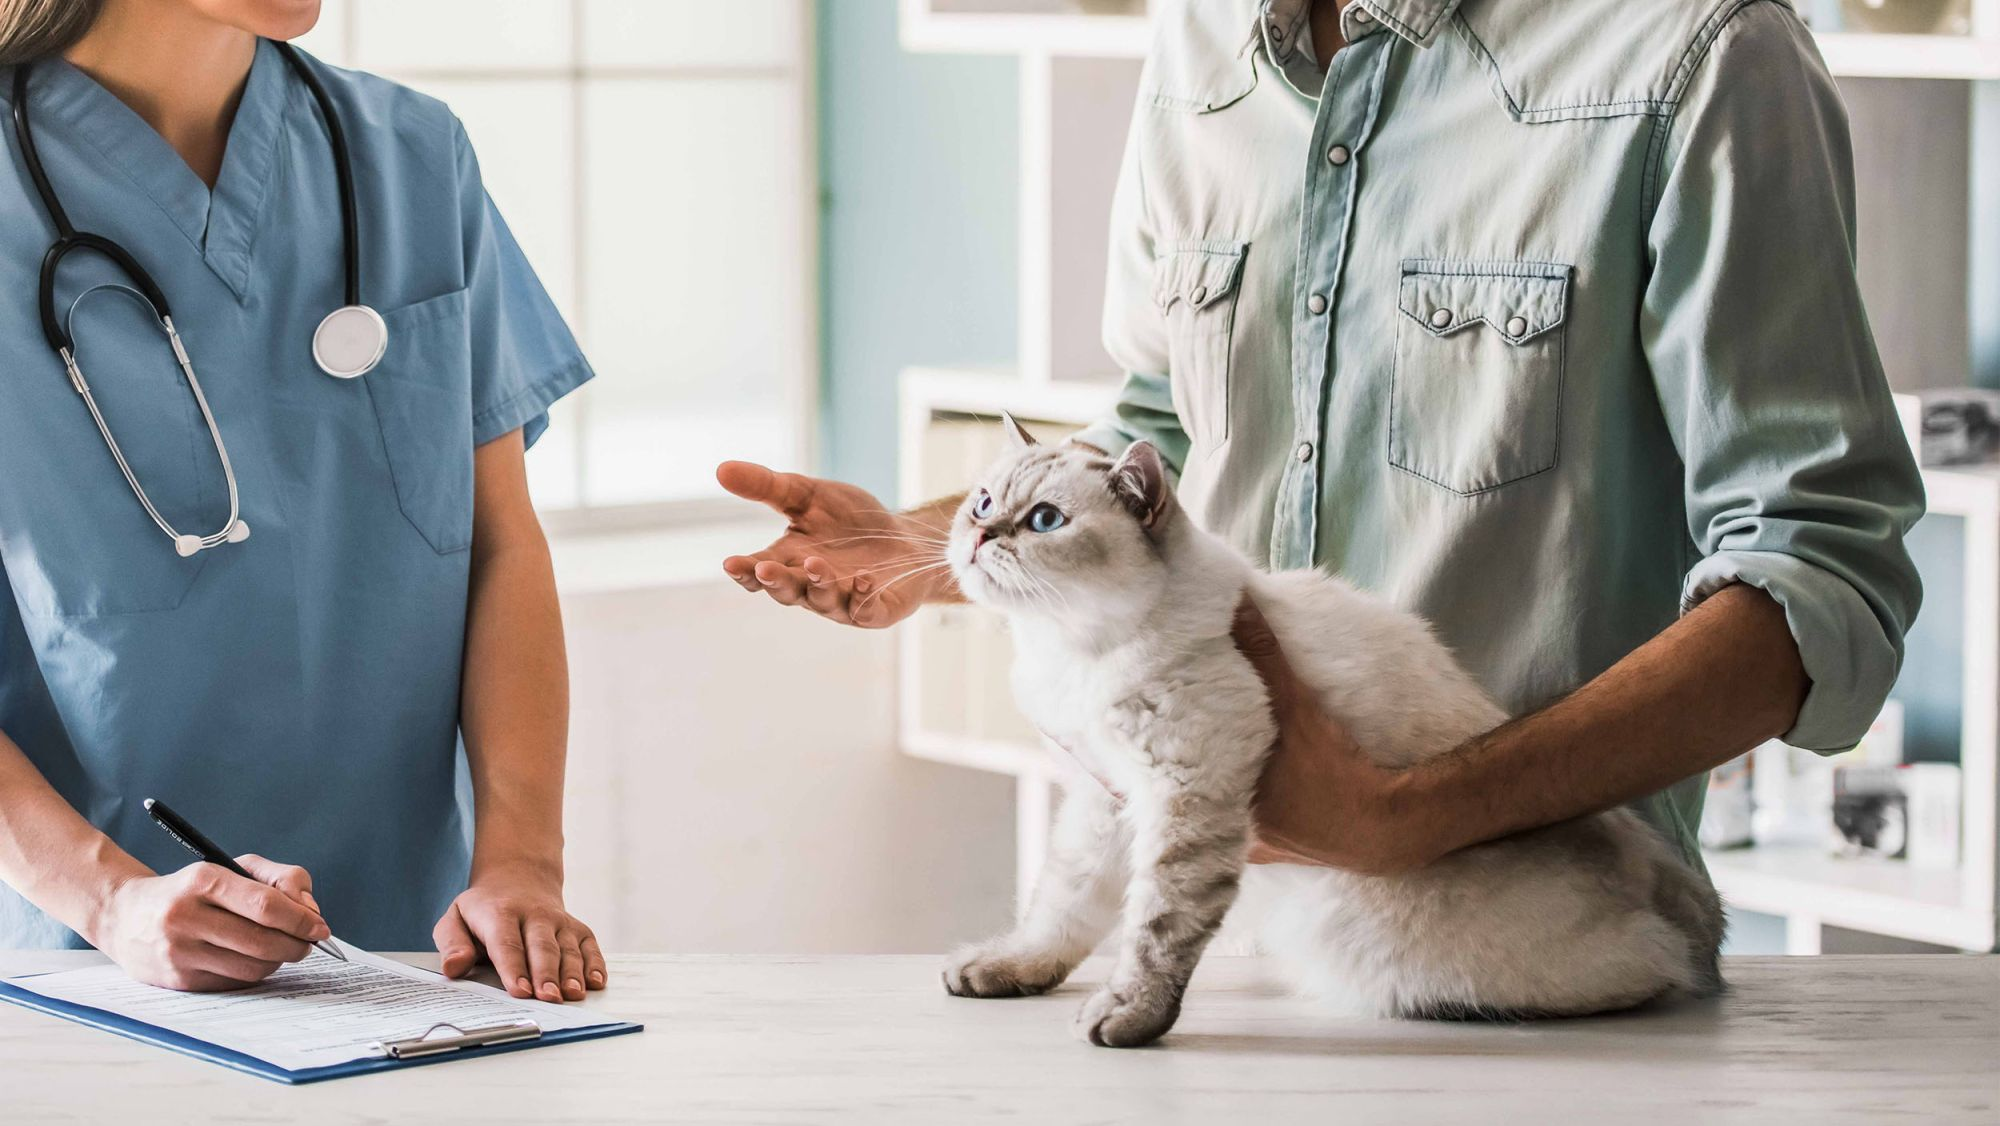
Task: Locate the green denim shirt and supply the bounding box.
[1076,0,1925,864]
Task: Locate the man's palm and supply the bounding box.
[718,461,952,627]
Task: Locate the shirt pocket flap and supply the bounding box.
[1142,11,1259,112]
[1397,260,1571,345]
[1153,241,1250,314]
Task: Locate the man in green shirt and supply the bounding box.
[719,0,1922,877]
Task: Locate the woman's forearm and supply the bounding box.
[0,730,150,942]
[459,433,570,881]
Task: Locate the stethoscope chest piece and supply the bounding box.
[312,304,388,379]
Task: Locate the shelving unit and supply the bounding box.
[893,0,2000,933]
[1707,463,2000,954]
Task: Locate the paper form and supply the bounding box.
[5,947,610,1071]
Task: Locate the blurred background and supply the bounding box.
[297,0,1999,958]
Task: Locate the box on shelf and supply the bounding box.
[1904,762,1963,870]
[1750,700,1905,850]
[1893,389,2000,467]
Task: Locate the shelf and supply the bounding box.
[904,729,1052,777]
[899,0,1148,57]
[901,366,1121,424]
[1815,32,2000,79]
[1705,844,1993,950]
[1921,461,2000,517]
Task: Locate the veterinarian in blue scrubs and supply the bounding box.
[0,8,601,1005]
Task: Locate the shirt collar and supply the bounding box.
[1256,0,1465,51]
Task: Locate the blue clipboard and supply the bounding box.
[0,975,642,1084]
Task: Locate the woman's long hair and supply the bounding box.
[1,0,102,66]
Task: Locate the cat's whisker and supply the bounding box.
[817,531,950,550]
[854,559,956,609]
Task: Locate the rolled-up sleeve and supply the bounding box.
[1643,2,1924,752]
[1075,68,1190,471]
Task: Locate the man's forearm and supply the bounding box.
[1394,583,1808,863]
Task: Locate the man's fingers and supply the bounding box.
[197,866,328,943]
[432,904,481,980]
[1231,594,1301,707]
[524,920,564,1003]
[754,561,810,606]
[722,555,767,592]
[580,933,608,990]
[716,461,816,519]
[556,930,586,1001]
[850,580,913,629]
[800,557,853,622]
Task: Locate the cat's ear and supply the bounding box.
[999,412,1039,450]
[1108,441,1176,531]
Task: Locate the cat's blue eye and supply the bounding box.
[972,490,996,519]
[1026,503,1066,533]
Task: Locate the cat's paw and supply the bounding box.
[1073,984,1182,1048]
[941,944,1072,998]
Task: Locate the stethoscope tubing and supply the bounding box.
[11,42,368,556]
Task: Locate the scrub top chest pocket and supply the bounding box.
[1389,259,1570,496]
[365,288,477,555]
[1155,241,1249,453]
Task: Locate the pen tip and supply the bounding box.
[142,798,156,811]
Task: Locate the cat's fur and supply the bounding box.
[939,420,1724,1048]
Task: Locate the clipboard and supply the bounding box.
[0,976,642,1084]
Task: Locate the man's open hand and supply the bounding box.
[718,462,958,628]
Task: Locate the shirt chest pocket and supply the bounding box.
[364,289,476,554]
[1155,241,1249,453]
[1389,260,1570,495]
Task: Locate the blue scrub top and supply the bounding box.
[0,42,592,948]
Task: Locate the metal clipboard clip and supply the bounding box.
[373,1019,542,1060]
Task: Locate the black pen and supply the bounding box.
[143,797,347,962]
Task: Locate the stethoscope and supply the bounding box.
[10,41,386,558]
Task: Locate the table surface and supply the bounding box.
[0,952,1993,1125]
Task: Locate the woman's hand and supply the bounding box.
[718,462,959,627]
[433,863,605,1003]
[94,855,328,991]
[1231,596,1437,876]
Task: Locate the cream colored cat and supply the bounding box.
[940,418,1723,1048]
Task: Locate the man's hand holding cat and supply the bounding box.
[1232,597,1436,876]
[718,463,963,627]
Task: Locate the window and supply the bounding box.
[297,0,816,515]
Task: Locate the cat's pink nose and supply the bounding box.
[972,529,992,552]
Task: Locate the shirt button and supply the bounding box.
[1352,7,1373,22]
[1191,285,1208,305]
[1327,144,1351,166]
[1429,308,1453,328]
[1506,315,1528,336]
[1307,293,1328,315]
[1296,442,1315,463]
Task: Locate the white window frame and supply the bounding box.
[299,1,821,535]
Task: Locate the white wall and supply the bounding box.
[556,573,1018,954]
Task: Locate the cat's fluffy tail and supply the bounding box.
[1654,855,1728,997]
